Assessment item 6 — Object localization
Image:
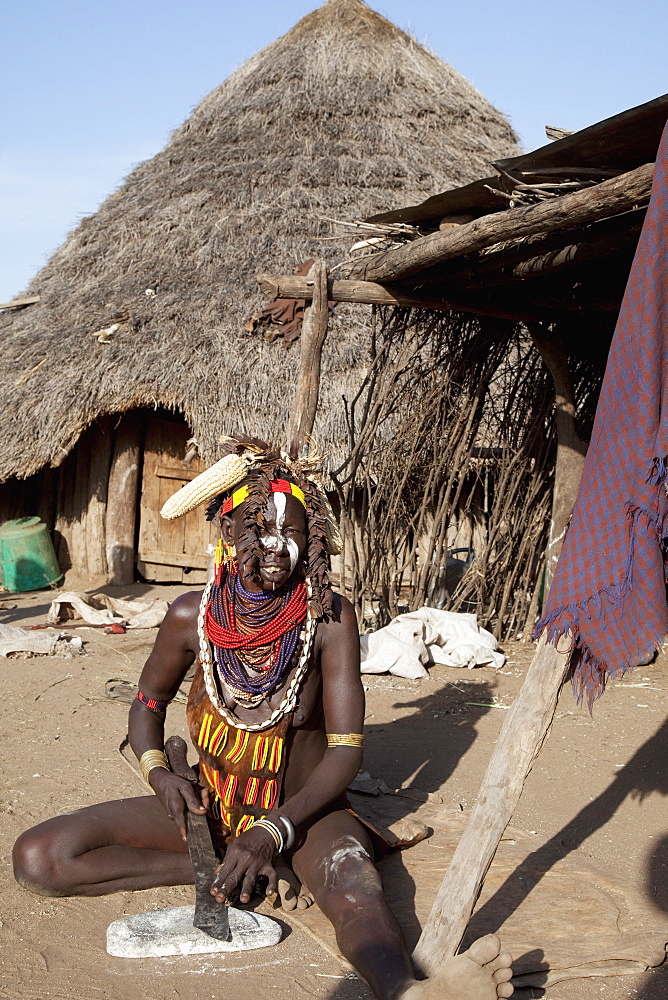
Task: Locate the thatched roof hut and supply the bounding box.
[0,0,518,585]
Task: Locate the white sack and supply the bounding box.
[359,628,430,679]
[0,623,83,658]
[47,592,169,629]
[360,606,505,677]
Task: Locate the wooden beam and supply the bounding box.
[412,635,571,975]
[344,162,654,284]
[258,271,624,328]
[258,274,553,324]
[84,417,113,581]
[510,233,635,280]
[374,209,643,297]
[137,548,209,570]
[258,274,454,311]
[287,259,330,448]
[0,295,40,309]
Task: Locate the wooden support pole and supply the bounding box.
[287,259,330,448]
[85,416,113,581]
[529,325,587,595]
[344,162,653,284]
[412,635,571,975]
[106,414,142,585]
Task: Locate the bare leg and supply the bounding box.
[292,811,513,1000]
[12,796,194,897]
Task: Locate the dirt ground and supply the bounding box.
[1,582,667,1000]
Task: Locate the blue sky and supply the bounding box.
[1,0,666,302]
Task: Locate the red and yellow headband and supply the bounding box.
[221,479,306,516]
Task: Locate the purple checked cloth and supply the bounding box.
[536,120,668,707]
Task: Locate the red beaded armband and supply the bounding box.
[136,690,170,714]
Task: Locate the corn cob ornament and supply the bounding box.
[160,452,250,520]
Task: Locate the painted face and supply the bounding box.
[222,491,307,592]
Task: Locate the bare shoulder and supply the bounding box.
[151,589,202,655]
[319,591,358,637]
[166,589,202,625]
[317,591,360,675]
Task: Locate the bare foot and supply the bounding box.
[271,860,314,911]
[402,934,513,1000]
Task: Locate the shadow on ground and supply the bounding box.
[636,831,668,997]
[465,717,668,941]
[350,682,496,962]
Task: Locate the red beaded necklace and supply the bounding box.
[205,581,307,650]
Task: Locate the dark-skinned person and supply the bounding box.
[13,436,514,1000]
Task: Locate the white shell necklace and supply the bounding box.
[198,577,317,732]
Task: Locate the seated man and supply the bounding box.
[13,436,513,1000]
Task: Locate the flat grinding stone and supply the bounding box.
[106,905,282,958]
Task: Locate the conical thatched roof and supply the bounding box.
[0,0,518,480]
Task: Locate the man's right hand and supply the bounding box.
[148,769,209,841]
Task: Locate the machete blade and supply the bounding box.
[165,735,231,942]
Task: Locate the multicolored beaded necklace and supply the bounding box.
[205,571,308,708]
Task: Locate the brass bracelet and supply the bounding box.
[139,749,170,786]
[254,819,283,853]
[326,733,364,748]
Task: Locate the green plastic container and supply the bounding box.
[0,517,62,592]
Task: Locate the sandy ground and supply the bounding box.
[1,583,667,1000]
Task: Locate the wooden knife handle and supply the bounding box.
[164,735,198,783]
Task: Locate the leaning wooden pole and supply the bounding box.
[413,319,589,972]
[287,259,329,447]
[412,635,571,975]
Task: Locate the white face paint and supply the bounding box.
[286,538,299,573]
[259,492,300,572]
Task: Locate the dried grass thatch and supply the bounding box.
[0,0,518,481]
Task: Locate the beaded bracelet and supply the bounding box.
[139,749,170,786]
[136,691,171,714]
[326,733,364,748]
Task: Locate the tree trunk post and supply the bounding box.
[85,416,114,581]
[106,414,142,585]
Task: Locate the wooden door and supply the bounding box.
[137,417,216,584]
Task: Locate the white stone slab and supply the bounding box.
[106,905,282,958]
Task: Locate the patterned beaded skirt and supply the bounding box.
[186,661,292,849]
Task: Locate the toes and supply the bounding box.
[466,933,502,967]
[277,878,297,910]
[497,983,514,998]
[489,952,513,974]
[493,967,513,984]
